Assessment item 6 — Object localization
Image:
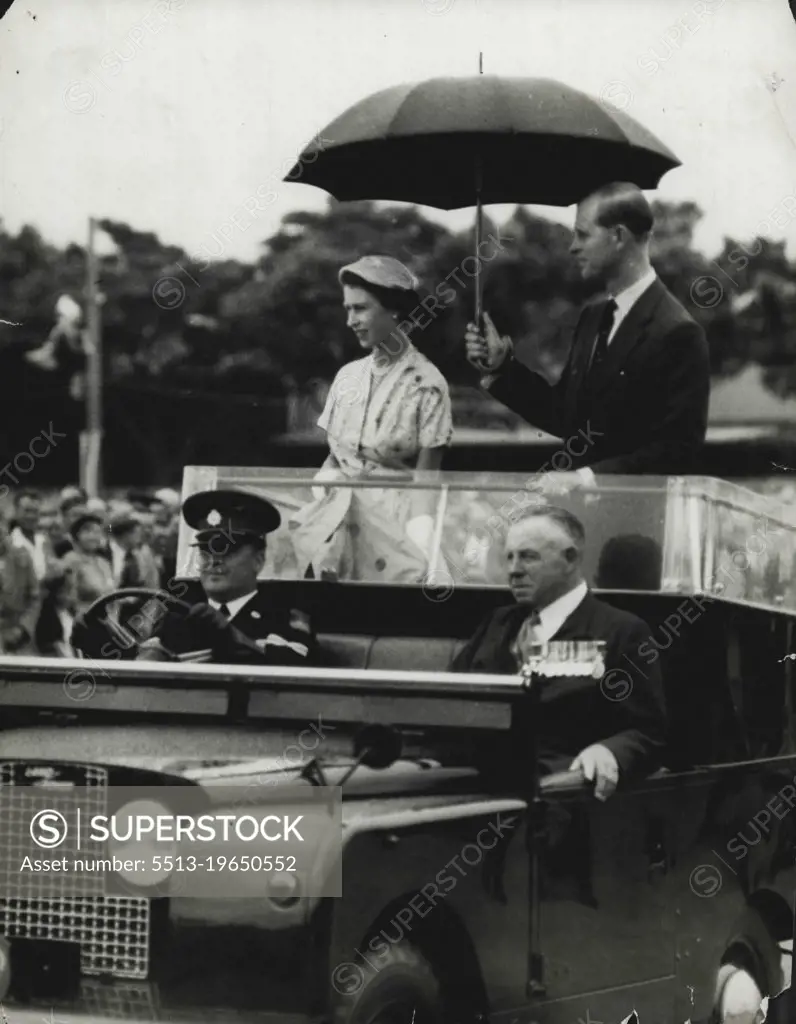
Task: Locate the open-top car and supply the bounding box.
[1,468,795,1024]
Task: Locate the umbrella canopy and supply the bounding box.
[286,75,680,209]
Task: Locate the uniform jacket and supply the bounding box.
[140,583,317,668]
[451,592,667,780]
[486,278,710,474]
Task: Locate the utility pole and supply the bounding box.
[82,216,103,496]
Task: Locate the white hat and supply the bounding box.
[154,487,180,506]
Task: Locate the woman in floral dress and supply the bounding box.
[290,255,453,583]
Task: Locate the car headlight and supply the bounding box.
[267,871,301,908]
[107,798,176,887]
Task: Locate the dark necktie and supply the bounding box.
[120,550,139,588]
[589,298,618,371]
[218,603,231,618]
[512,609,542,669]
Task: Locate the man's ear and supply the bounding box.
[564,546,584,575]
[615,224,632,248]
[564,545,579,565]
[253,546,266,574]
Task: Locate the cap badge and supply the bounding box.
[206,509,222,527]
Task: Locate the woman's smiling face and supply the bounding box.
[76,521,105,554]
[342,285,397,351]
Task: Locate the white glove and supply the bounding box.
[569,743,620,802]
[537,471,588,498]
[311,466,342,501]
[405,513,435,558]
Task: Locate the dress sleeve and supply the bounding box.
[416,385,453,450]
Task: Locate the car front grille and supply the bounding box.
[80,978,160,1020]
[0,762,151,980]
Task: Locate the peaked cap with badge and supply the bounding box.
[182,489,281,548]
[136,487,316,667]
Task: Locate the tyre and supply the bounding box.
[331,940,445,1024]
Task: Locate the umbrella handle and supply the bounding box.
[474,154,483,328]
[472,157,491,371]
[475,53,484,330]
[474,191,483,327]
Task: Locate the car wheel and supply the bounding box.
[331,941,445,1024]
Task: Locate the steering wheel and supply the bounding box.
[71,588,196,661]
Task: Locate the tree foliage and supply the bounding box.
[0,198,793,482]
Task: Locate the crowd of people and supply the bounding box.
[0,484,181,656]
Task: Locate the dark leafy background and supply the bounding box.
[1,198,794,483]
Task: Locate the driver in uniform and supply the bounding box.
[137,489,316,666]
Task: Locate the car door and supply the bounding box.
[525,774,683,1024]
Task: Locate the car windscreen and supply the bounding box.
[177,468,796,613]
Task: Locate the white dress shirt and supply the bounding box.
[533,580,589,642]
[480,268,657,390]
[208,591,257,620]
[109,540,126,585]
[606,267,657,345]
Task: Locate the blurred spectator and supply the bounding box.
[150,514,179,585]
[39,503,60,554]
[60,485,88,506]
[109,511,160,589]
[35,568,78,657]
[86,497,108,517]
[153,487,180,514]
[10,489,51,580]
[128,490,156,517]
[63,512,115,616]
[0,509,40,654]
[53,494,89,558]
[45,512,71,560]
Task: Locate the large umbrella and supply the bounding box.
[285,75,681,322]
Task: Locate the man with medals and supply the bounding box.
[452,505,666,800]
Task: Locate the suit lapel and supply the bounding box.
[494,606,527,673]
[586,279,666,396]
[230,593,262,633]
[548,592,595,640]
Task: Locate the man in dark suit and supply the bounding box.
[464,182,710,479]
[137,489,316,666]
[451,506,666,800]
[108,511,160,590]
